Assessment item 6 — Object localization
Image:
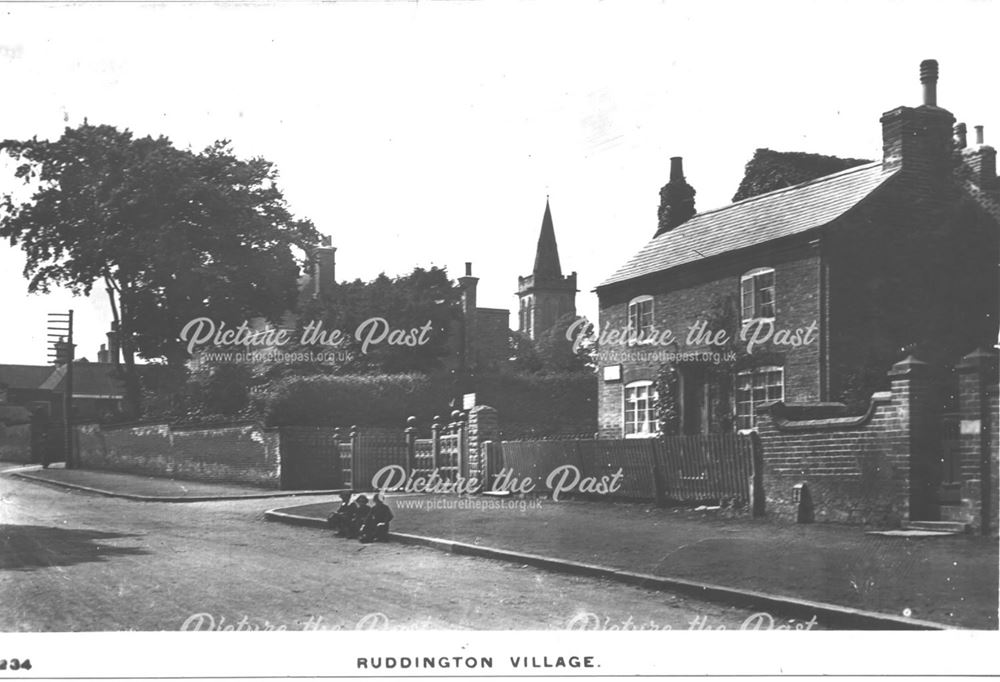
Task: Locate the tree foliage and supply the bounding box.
[294,266,461,374]
[732,148,871,203]
[1,122,318,415]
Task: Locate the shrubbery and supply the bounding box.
[253,373,455,427]
[474,371,598,438]
[250,370,597,435]
[139,357,598,435]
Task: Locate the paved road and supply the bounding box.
[0,474,818,631]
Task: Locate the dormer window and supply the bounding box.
[741,268,775,321]
[627,295,654,342]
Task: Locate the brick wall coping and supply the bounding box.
[81,419,277,433]
[759,391,892,432]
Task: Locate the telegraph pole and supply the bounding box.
[47,311,75,469]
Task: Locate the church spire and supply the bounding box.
[532,198,563,279]
[517,196,577,341]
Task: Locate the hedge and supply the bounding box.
[255,373,453,427]
[253,370,598,436]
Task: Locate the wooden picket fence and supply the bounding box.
[493,432,763,512]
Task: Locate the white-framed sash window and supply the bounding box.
[627,295,654,342]
[624,380,659,437]
[735,365,784,430]
[740,267,776,322]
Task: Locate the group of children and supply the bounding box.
[326,492,394,543]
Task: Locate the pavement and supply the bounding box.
[269,494,999,630]
[3,463,343,501]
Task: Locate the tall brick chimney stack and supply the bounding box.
[880,59,955,182]
[458,262,480,372]
[313,235,337,298]
[655,156,697,237]
[106,323,120,367]
[962,124,997,188]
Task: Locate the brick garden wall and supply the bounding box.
[75,422,281,488]
[756,356,930,526]
[759,349,998,531]
[0,423,33,463]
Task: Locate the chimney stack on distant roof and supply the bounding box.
[920,59,938,107]
[962,124,997,188]
[655,156,696,237]
[669,156,685,182]
[313,236,337,299]
[955,123,967,149]
[106,323,120,367]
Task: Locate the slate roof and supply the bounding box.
[598,161,897,288]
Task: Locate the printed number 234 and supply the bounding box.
[0,660,32,671]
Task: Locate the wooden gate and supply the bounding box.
[656,433,758,506]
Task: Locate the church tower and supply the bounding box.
[517,198,577,340]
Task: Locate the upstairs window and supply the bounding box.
[624,380,659,437]
[741,268,775,321]
[735,366,784,430]
[627,295,654,342]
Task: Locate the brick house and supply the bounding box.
[595,60,999,439]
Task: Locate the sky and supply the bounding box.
[0,0,997,365]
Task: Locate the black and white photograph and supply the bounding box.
[0,0,998,676]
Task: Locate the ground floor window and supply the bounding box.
[624,380,659,437]
[735,366,784,430]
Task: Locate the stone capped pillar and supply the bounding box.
[466,404,499,490]
[887,355,935,522]
[956,347,999,534]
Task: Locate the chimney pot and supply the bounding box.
[669,156,684,182]
[955,123,967,149]
[465,262,472,277]
[919,59,938,106]
[975,125,985,145]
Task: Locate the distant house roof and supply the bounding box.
[0,365,57,390]
[0,362,124,399]
[42,363,125,398]
[598,161,897,289]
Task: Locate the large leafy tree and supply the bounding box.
[295,266,461,374]
[1,122,318,416]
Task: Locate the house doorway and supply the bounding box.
[679,366,710,435]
